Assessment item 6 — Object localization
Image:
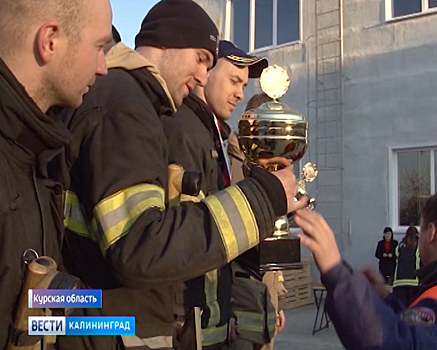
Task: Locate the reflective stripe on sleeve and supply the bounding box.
[63,190,93,239]
[94,184,165,251]
[202,186,259,262]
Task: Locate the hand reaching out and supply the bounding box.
[294,209,341,274]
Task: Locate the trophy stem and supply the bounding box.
[273,215,290,237]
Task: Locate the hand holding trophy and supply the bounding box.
[238,65,318,271]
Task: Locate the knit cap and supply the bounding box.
[135,0,219,66]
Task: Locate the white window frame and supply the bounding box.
[224,0,302,53]
[389,144,437,233]
[385,0,437,21]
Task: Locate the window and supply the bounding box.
[277,0,300,46]
[229,0,300,52]
[233,0,250,52]
[387,0,437,19]
[394,148,437,227]
[255,0,273,49]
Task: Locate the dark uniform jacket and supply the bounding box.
[162,94,233,348]
[163,94,276,348]
[394,239,420,285]
[59,43,286,350]
[0,58,70,349]
[321,259,437,350]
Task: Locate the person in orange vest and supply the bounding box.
[294,194,437,350]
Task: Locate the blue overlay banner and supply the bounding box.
[28,316,135,336]
[29,289,102,309]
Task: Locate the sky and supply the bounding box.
[110,0,160,48]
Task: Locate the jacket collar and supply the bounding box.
[128,67,175,118]
[183,93,231,142]
[106,43,176,113]
[0,57,71,156]
[184,93,215,135]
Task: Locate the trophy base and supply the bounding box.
[259,235,302,272]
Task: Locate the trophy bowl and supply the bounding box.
[238,101,308,164]
[237,65,316,271]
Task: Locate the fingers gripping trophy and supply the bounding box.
[238,65,318,271]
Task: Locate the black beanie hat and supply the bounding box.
[135,0,219,66]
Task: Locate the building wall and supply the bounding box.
[193,0,226,36]
[341,0,437,266]
[197,0,437,269]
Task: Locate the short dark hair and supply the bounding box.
[383,226,393,234]
[244,93,273,112]
[422,195,437,225]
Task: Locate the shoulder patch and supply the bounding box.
[401,307,435,326]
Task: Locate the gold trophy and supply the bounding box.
[238,65,318,271]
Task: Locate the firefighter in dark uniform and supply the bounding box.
[224,93,288,350]
[59,1,305,350]
[295,194,437,349]
[162,40,269,349]
[0,1,112,349]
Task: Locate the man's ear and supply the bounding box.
[429,222,437,243]
[36,20,62,64]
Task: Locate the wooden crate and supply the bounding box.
[281,257,314,310]
[282,257,313,288]
[282,284,314,310]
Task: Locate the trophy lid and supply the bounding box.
[238,65,308,163]
[241,65,305,122]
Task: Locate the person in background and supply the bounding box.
[393,226,420,306]
[375,226,398,285]
[104,25,122,54]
